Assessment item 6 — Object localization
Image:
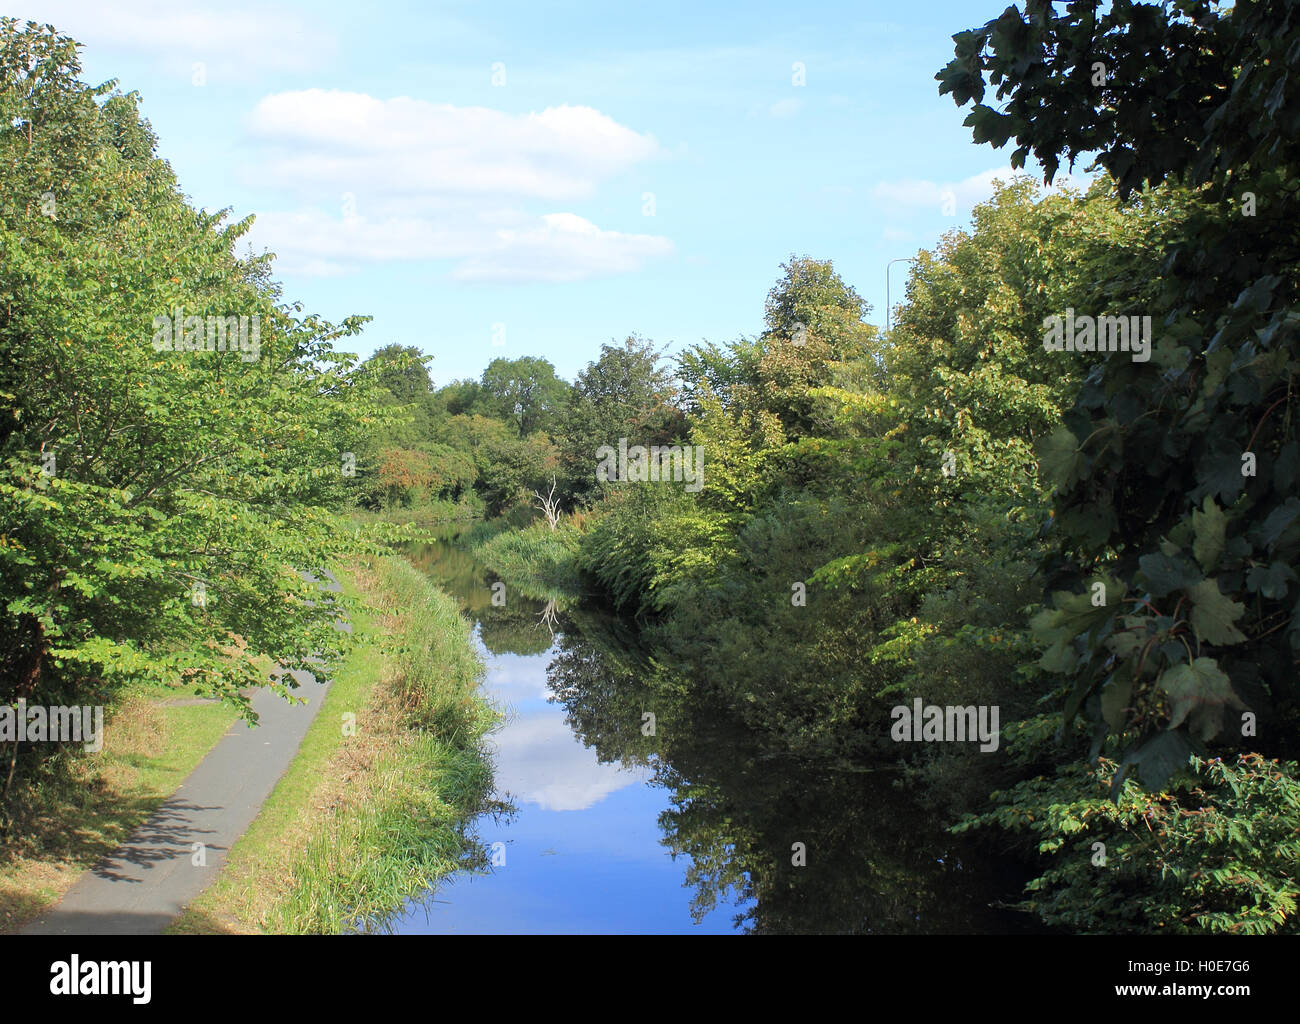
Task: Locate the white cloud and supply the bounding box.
[246,91,661,202]
[453,213,674,283]
[769,98,803,119]
[246,209,673,284]
[247,210,464,276]
[872,168,1004,209]
[1044,171,1096,195]
[872,166,1097,212]
[240,91,672,283]
[26,0,335,77]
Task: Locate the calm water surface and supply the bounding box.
[387,531,1042,935]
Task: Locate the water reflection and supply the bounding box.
[548,610,1041,934]
[393,532,1041,934]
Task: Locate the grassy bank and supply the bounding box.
[170,555,500,934]
[0,687,238,932]
[348,499,483,532]
[462,515,585,603]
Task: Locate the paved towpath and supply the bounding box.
[21,571,346,935]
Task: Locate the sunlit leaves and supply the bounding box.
[956,753,1300,934]
[1192,496,1227,571]
[0,19,392,723]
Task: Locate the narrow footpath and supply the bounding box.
[22,571,346,935]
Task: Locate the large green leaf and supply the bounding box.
[1246,561,1297,601]
[1160,657,1243,741]
[1186,580,1248,646]
[1037,424,1086,489]
[1113,729,1197,797]
[1192,496,1227,572]
[1137,550,1203,598]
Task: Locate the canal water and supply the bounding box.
[386,531,1041,935]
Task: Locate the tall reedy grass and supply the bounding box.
[270,556,501,933]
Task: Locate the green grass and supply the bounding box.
[111,702,237,792]
[467,518,585,603]
[348,498,483,531]
[454,504,533,546]
[170,555,501,934]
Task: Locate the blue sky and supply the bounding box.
[25,0,1089,384]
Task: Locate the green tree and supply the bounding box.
[939,0,1300,785]
[558,336,685,504]
[0,21,389,810]
[434,378,486,418]
[365,344,433,404]
[479,356,568,437]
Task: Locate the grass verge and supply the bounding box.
[169,555,500,934]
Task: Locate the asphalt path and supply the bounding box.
[21,570,347,935]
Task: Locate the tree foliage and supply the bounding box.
[0,19,387,749]
[941,0,1300,788]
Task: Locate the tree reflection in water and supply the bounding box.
[406,534,1044,934]
[544,606,1045,935]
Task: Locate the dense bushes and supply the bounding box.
[955,752,1300,935]
[546,0,1300,935]
[470,520,583,600]
[565,171,1299,932]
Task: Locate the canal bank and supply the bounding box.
[170,555,498,933]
